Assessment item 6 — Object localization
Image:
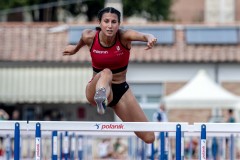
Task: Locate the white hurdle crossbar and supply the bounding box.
[0,121,239,160]
[0,121,188,132]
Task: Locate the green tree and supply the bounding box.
[123,0,172,21]
[64,0,104,21]
[0,0,59,21]
[0,0,28,9]
[0,0,104,22]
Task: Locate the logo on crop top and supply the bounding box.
[116,46,120,51]
[93,49,108,54]
[115,45,124,56]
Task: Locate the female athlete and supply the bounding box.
[63,7,157,143]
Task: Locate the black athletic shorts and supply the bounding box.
[108,82,129,107]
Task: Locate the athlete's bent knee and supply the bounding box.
[101,68,112,76]
[143,132,155,144]
[136,131,155,144]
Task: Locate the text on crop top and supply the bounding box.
[90,30,130,74]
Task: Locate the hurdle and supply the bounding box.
[0,121,239,160]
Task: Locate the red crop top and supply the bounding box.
[90,30,130,74]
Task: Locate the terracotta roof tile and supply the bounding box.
[1,23,240,63]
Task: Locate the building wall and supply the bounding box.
[128,63,240,83]
[169,109,212,124]
[168,108,236,123]
[170,0,205,22]
[222,82,240,96]
[237,0,240,21]
[170,0,240,22]
[205,0,235,23]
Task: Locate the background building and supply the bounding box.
[1,0,240,123]
[170,0,240,23]
[1,23,240,123]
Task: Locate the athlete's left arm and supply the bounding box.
[122,29,157,50]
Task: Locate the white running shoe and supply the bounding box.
[94,88,108,115]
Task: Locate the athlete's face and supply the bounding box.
[99,13,120,37]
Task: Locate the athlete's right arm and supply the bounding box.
[63,29,95,56]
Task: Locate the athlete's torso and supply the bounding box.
[90,30,130,74]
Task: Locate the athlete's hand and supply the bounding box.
[63,45,77,55]
[145,37,157,50]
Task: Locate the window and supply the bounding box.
[68,26,94,44]
[142,108,157,121]
[68,26,175,45]
[124,26,175,45]
[129,83,163,120]
[147,95,162,103]
[185,26,239,45]
[129,83,163,105]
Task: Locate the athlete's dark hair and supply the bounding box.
[98,7,121,22]
[96,7,121,30]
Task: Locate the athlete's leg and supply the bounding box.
[86,68,113,114]
[95,68,113,92]
[113,89,155,143]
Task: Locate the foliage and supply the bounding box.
[63,0,104,21]
[0,0,104,22]
[83,0,104,21]
[0,0,172,22]
[122,0,172,21]
[0,0,44,9]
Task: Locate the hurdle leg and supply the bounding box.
[70,133,76,160]
[160,132,165,160]
[128,136,134,159]
[14,122,20,160]
[200,124,206,160]
[175,124,182,160]
[141,140,146,160]
[150,141,155,160]
[35,123,41,160]
[5,134,11,160]
[63,131,69,160]
[52,131,58,160]
[78,135,83,160]
[230,134,235,160]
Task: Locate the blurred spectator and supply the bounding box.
[184,138,198,159]
[227,109,236,123]
[43,109,65,121]
[212,137,219,160]
[97,138,113,159]
[11,109,21,120]
[0,109,9,156]
[112,138,127,159]
[0,139,4,157]
[225,109,236,159]
[152,103,168,122]
[150,103,168,158]
[43,115,51,121]
[0,109,9,120]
